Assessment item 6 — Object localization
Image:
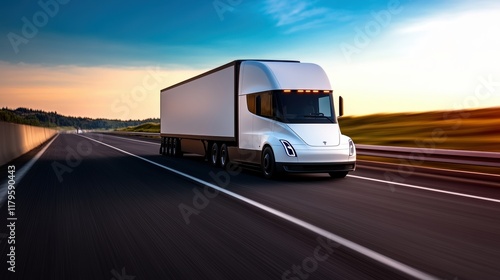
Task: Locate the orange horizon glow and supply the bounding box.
[0,62,202,120]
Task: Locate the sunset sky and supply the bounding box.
[1,0,499,120]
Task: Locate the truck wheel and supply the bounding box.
[210,142,219,167]
[220,143,228,168]
[171,138,176,157]
[166,138,172,156]
[176,138,183,157]
[160,137,167,155]
[172,138,181,157]
[262,147,276,179]
[329,171,348,178]
[165,138,170,156]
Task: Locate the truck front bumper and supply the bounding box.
[276,162,356,173]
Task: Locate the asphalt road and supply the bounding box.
[1,133,499,280]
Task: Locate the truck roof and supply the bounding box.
[239,60,332,94]
[160,59,300,92]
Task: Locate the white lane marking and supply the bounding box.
[358,159,500,178]
[78,134,438,280]
[92,133,159,146]
[348,174,500,204]
[0,134,59,208]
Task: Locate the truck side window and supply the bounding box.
[247,92,273,118]
[260,92,273,118]
[247,94,256,114]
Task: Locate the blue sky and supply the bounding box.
[0,0,453,66]
[1,0,499,119]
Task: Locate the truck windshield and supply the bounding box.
[274,90,336,124]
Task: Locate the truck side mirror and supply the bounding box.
[339,96,344,117]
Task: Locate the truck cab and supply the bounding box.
[232,61,356,178]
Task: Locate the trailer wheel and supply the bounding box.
[176,138,183,157]
[262,147,276,179]
[165,138,170,156]
[172,138,179,157]
[160,137,167,155]
[210,142,219,167]
[167,138,174,156]
[167,137,170,157]
[220,143,228,168]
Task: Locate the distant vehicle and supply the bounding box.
[159,60,356,178]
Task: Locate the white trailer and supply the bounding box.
[160,60,356,178]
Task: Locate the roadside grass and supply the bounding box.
[117,122,160,133]
[57,126,79,132]
[339,107,500,152]
[358,155,500,176]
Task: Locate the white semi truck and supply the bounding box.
[159,60,356,178]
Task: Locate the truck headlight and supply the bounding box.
[349,139,355,156]
[280,140,297,157]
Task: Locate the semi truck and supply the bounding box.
[159,60,356,178]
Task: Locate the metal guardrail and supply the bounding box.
[106,131,161,137]
[356,144,500,168]
[106,132,500,168]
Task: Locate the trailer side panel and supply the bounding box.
[160,65,235,141]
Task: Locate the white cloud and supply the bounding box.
[392,9,500,73]
[264,0,351,33]
[299,6,500,116]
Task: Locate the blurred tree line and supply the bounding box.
[0,107,159,130]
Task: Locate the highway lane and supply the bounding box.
[86,133,500,279]
[1,133,499,279]
[1,133,414,280]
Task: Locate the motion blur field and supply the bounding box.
[1,133,499,279]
